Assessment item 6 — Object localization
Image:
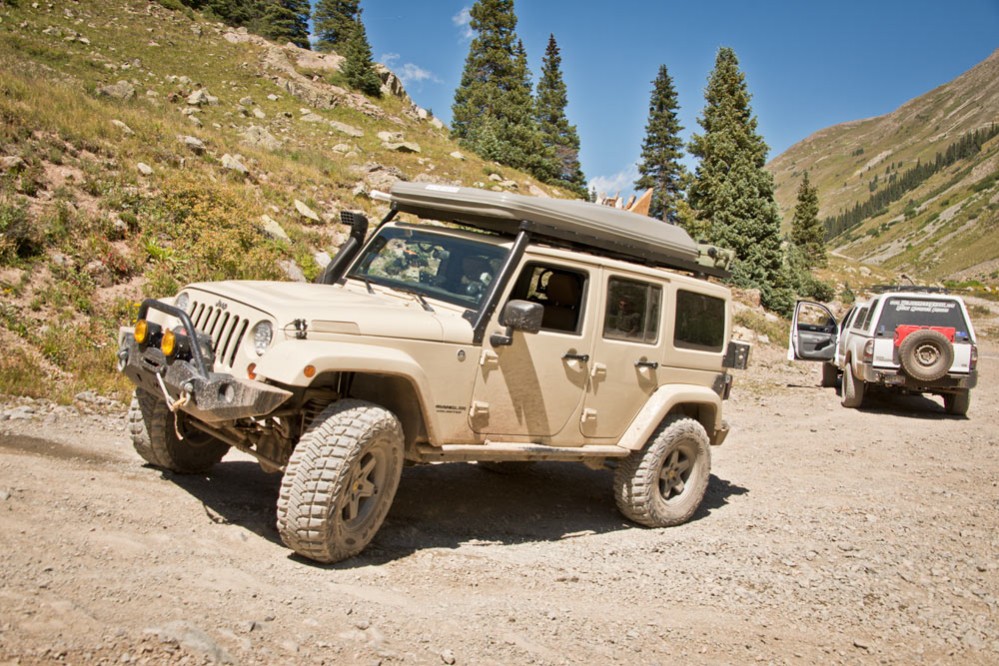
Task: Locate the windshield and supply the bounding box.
[347,226,509,309]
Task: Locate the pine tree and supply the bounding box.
[451,0,551,179]
[535,34,587,197]
[341,16,382,97]
[634,65,688,224]
[259,0,311,50]
[688,47,787,312]
[313,0,359,53]
[790,171,826,267]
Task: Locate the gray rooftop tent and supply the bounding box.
[387,182,730,278]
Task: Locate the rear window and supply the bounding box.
[674,290,725,352]
[875,297,970,337]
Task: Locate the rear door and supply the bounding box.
[788,301,838,361]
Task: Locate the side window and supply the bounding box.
[861,300,879,330]
[603,277,661,344]
[509,262,587,334]
[674,290,725,352]
[852,307,869,330]
[839,307,856,333]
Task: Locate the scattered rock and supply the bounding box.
[186,89,218,106]
[178,135,206,154]
[110,119,134,134]
[136,162,153,176]
[279,259,307,283]
[440,648,456,665]
[449,151,465,161]
[96,80,136,101]
[293,199,320,223]
[239,125,281,151]
[220,153,248,176]
[377,131,403,143]
[0,156,25,173]
[329,120,363,138]
[259,215,289,242]
[382,141,421,153]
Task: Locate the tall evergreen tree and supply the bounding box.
[259,0,310,50]
[634,65,688,223]
[341,16,382,97]
[535,34,587,197]
[790,171,827,267]
[688,47,787,311]
[451,0,551,180]
[313,0,359,53]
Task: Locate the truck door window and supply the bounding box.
[509,263,587,334]
[674,290,725,352]
[603,277,661,344]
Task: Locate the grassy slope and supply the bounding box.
[0,0,574,402]
[768,48,999,286]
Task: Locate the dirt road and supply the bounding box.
[1,342,997,665]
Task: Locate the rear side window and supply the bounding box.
[852,307,869,330]
[674,290,725,352]
[875,297,970,337]
[603,277,661,344]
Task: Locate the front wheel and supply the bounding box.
[276,400,404,564]
[613,416,710,528]
[127,389,229,473]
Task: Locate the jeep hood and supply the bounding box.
[183,280,472,343]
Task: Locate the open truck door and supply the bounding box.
[788,301,838,362]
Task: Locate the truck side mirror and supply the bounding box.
[490,300,544,347]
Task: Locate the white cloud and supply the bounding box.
[379,53,441,87]
[588,165,640,198]
[452,7,473,41]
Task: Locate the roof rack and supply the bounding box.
[870,285,949,294]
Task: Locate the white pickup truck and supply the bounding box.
[788,288,978,415]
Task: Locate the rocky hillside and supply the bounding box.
[769,48,999,286]
[0,0,571,402]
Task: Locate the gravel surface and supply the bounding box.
[0,342,996,665]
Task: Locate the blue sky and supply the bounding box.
[346,1,999,198]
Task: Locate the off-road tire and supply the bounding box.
[821,362,839,388]
[841,362,866,408]
[276,400,404,564]
[898,329,954,383]
[613,416,710,528]
[944,391,971,416]
[127,389,229,473]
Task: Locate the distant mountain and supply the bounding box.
[769,48,999,285]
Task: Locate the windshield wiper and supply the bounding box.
[387,284,434,312]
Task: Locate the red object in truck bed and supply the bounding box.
[894,325,956,346]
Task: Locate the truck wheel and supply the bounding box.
[613,416,710,528]
[944,391,970,416]
[127,389,229,473]
[821,362,839,388]
[841,362,866,408]
[898,329,953,382]
[276,400,404,564]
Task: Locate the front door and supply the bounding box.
[469,261,591,439]
[789,301,838,361]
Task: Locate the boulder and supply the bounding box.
[96,80,135,101]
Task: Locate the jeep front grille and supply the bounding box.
[189,300,250,371]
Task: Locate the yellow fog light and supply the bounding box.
[161,329,177,357]
[134,319,149,344]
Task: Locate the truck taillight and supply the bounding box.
[970,345,978,371]
[863,340,874,364]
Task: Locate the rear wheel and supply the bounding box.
[841,362,866,408]
[614,416,710,528]
[127,389,229,473]
[276,400,404,564]
[944,391,971,416]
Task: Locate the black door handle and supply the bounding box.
[635,360,659,369]
[562,352,590,362]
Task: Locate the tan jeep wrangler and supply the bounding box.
[118,183,749,563]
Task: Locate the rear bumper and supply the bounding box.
[856,363,977,392]
[118,331,292,424]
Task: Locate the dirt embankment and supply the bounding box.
[1,342,997,665]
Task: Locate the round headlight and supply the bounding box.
[252,321,273,356]
[174,291,190,312]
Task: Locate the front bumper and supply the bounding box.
[118,331,292,424]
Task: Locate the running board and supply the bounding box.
[412,442,630,463]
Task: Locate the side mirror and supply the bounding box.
[490,300,544,347]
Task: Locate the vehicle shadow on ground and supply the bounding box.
[856,389,968,419]
[164,459,747,567]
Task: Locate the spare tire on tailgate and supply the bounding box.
[897,328,954,382]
